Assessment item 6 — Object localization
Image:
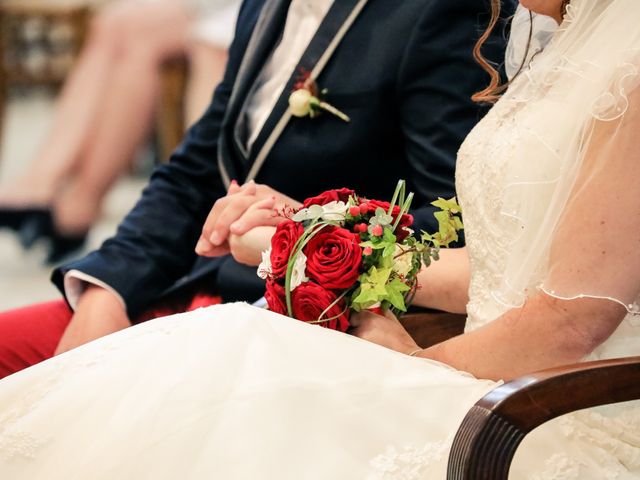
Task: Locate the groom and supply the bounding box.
[0,0,515,377]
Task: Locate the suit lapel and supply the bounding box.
[218,0,292,187]
[244,0,370,182]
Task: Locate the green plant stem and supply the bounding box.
[387,180,405,216]
[284,221,333,317]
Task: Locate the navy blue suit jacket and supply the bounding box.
[54,0,515,318]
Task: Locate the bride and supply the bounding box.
[1,0,639,478]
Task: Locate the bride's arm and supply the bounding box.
[411,247,470,314]
[353,293,626,381]
[356,89,640,381]
[416,295,625,380]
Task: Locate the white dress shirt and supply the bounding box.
[65,0,335,310]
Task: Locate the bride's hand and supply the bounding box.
[228,226,276,266]
[350,310,420,355]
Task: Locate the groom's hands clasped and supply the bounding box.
[195,181,301,262]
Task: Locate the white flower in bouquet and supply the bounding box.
[320,201,349,221]
[392,244,413,277]
[257,249,272,280]
[290,251,309,291]
[291,201,349,223]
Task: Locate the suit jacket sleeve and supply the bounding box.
[397,0,513,233]
[51,0,259,318]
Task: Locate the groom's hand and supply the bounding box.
[196,181,300,257]
[55,285,131,355]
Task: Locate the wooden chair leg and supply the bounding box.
[156,57,188,162]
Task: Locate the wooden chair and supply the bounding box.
[0,0,188,164]
[399,310,640,480]
[155,56,188,162]
[0,0,90,153]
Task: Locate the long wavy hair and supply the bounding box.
[473,1,534,103]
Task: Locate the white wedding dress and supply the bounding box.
[1,1,639,478]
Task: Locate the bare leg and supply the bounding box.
[54,2,193,233]
[56,29,229,233]
[0,0,191,216]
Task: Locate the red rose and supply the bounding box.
[291,282,350,332]
[265,279,288,315]
[302,188,355,208]
[270,220,305,279]
[365,199,414,241]
[303,226,362,290]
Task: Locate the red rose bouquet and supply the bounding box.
[258,180,462,332]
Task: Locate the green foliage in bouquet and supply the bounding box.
[259,180,463,331]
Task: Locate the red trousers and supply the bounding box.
[0,291,221,379]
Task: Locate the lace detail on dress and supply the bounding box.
[456,94,528,331]
[526,407,640,480]
[560,410,640,471]
[0,431,47,462]
[529,453,582,480]
[367,439,450,480]
[0,359,69,461]
[0,317,182,462]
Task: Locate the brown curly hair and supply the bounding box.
[473,1,534,103]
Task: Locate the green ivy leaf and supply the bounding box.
[431,197,461,214]
[352,266,391,309]
[385,278,411,311]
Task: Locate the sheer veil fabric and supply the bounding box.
[488,0,640,316]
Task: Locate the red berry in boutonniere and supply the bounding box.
[288,68,350,122]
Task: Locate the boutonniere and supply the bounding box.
[288,69,350,123]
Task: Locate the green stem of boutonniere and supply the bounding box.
[316,100,350,122]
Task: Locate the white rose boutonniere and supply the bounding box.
[288,68,350,122]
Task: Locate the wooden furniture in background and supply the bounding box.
[0,0,90,146]
[399,310,640,479]
[156,56,188,162]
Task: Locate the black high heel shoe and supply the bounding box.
[0,207,51,248]
[0,207,87,263]
[45,227,87,264]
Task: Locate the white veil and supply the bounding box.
[491,0,640,315]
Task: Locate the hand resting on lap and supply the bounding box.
[55,285,131,355]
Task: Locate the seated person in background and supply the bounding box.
[0,0,515,378]
[0,0,241,263]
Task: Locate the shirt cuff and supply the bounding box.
[63,270,126,311]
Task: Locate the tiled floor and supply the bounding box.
[0,92,146,310]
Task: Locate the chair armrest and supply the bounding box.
[447,356,640,480]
